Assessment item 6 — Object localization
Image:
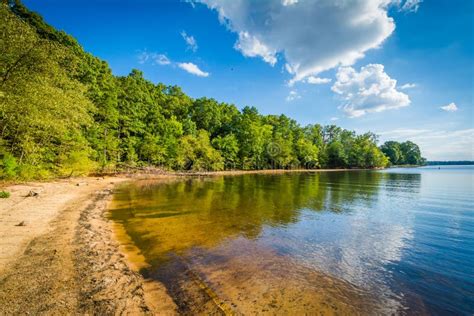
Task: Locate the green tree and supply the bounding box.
[380,141,403,165]
[212,134,239,169]
[400,141,423,165]
[176,130,224,171]
[1,5,94,178]
[327,141,347,168]
[380,140,424,166]
[295,138,319,169]
[237,107,272,169]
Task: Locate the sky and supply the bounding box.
[23,0,473,160]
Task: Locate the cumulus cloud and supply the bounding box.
[286,90,301,102]
[400,83,416,90]
[440,102,458,112]
[331,64,410,117]
[181,31,198,52]
[177,62,210,77]
[197,0,404,84]
[306,76,332,85]
[378,128,474,160]
[235,32,278,66]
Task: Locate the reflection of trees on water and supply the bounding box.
[109,171,421,265]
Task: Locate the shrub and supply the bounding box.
[0,153,18,179]
[57,150,97,177]
[17,164,53,180]
[0,191,11,198]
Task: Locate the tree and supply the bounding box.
[237,107,272,169]
[380,140,424,166]
[400,141,423,165]
[176,130,223,171]
[327,141,347,168]
[212,134,239,169]
[1,4,94,178]
[295,138,319,169]
[380,141,403,165]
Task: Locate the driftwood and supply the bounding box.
[25,190,39,197]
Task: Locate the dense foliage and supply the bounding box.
[0,2,422,180]
[380,141,426,166]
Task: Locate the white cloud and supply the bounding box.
[282,0,298,6]
[331,64,410,117]
[138,51,209,78]
[154,54,171,65]
[330,117,339,121]
[400,83,416,90]
[235,32,277,66]
[177,62,210,77]
[400,0,422,12]
[137,51,171,65]
[197,0,403,84]
[286,90,301,102]
[306,76,332,85]
[440,102,458,112]
[378,128,474,160]
[181,31,198,52]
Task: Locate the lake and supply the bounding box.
[109,166,474,315]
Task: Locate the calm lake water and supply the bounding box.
[110,166,474,315]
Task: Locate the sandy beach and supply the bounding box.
[0,176,179,315]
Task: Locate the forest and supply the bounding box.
[0,1,424,180]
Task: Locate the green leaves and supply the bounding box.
[1,4,93,178]
[176,130,224,171]
[381,141,425,166]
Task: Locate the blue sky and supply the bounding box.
[24,0,473,160]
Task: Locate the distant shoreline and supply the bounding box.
[425,161,474,166]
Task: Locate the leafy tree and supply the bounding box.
[237,107,273,169]
[176,130,224,171]
[212,134,239,169]
[400,141,423,165]
[295,138,319,169]
[1,4,94,178]
[380,140,425,166]
[327,141,348,168]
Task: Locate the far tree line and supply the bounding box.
[0,2,423,180]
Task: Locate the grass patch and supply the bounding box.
[0,191,11,198]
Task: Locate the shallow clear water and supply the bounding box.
[110,166,474,314]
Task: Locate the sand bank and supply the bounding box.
[0,176,177,315]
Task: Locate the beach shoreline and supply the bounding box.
[0,175,176,314]
[0,168,378,314]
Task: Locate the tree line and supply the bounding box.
[380,141,425,166]
[0,2,422,180]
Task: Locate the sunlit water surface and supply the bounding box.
[110,166,474,314]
